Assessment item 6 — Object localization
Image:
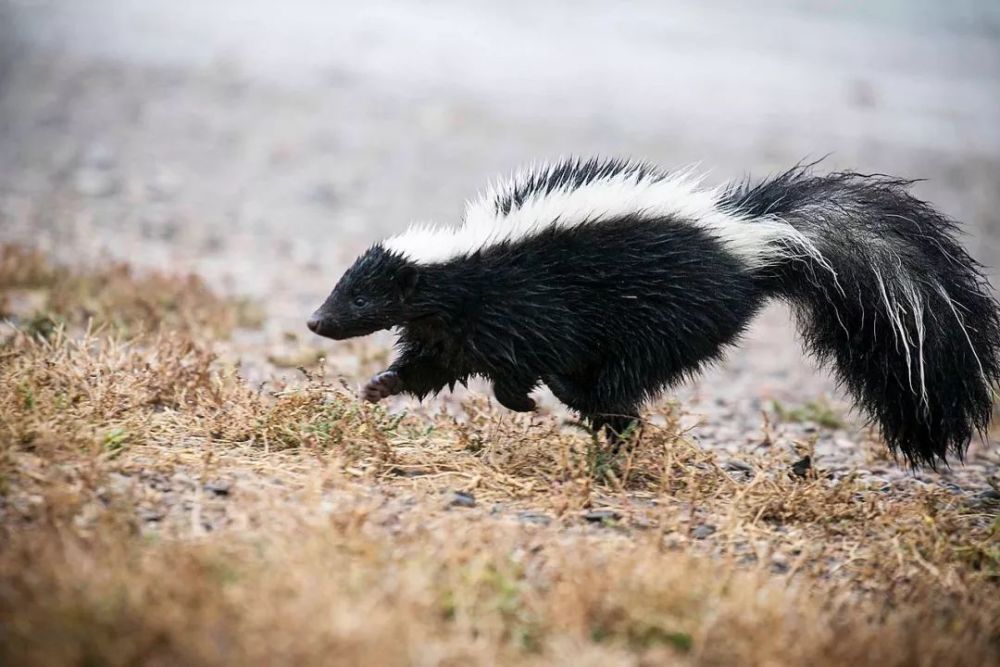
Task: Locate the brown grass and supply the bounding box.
[0,244,997,666]
[0,243,263,337]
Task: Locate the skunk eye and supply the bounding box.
[352,296,368,308]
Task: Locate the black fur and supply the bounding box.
[309,160,1000,467]
[494,157,661,216]
[721,166,1000,466]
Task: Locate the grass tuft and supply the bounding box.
[0,243,262,337]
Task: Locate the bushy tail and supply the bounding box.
[722,167,1000,467]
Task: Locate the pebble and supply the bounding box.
[723,460,754,481]
[976,488,1000,502]
[448,490,476,508]
[770,553,790,574]
[791,456,813,478]
[204,480,231,497]
[138,508,165,523]
[517,511,551,526]
[940,482,964,494]
[692,524,716,540]
[583,509,621,523]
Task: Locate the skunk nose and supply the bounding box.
[307,314,323,333]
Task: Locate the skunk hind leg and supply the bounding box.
[544,371,641,450]
[587,412,641,452]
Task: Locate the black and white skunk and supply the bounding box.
[308,158,1000,467]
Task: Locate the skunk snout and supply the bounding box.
[307,309,366,340]
[307,310,343,339]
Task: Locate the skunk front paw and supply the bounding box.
[363,371,402,403]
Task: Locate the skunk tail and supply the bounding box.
[723,168,1000,466]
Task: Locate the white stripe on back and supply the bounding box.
[383,159,827,270]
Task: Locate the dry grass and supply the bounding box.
[0,244,997,666]
[0,243,263,337]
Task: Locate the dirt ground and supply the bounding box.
[0,2,999,665]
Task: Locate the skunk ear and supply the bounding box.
[395,265,420,299]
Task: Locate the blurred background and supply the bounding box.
[1,0,998,440]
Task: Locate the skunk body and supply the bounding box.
[308,158,1000,466]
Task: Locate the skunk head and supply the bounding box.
[308,245,419,340]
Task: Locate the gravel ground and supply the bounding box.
[1,0,998,491]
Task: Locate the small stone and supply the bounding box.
[724,460,753,473]
[138,508,165,522]
[144,473,172,491]
[386,466,420,478]
[791,456,812,478]
[204,480,231,496]
[692,524,716,539]
[517,511,551,526]
[583,509,621,523]
[770,552,790,574]
[448,490,476,508]
[976,488,1000,502]
[866,476,890,491]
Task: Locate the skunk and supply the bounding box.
[308,157,1000,467]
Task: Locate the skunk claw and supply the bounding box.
[363,371,402,403]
